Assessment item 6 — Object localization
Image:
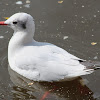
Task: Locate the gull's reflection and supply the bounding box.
[8,66,95,100]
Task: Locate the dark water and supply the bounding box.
[0,0,100,100]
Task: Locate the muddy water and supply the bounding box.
[0,0,100,100]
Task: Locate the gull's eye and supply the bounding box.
[13,22,17,24]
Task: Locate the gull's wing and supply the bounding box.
[14,43,92,81]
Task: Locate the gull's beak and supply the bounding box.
[0,17,9,25]
[0,21,8,25]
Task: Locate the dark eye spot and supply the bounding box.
[22,23,26,29]
[13,22,17,24]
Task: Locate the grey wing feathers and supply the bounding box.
[80,60,100,70]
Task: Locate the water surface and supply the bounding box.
[0,0,100,100]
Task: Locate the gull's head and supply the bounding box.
[0,13,35,33]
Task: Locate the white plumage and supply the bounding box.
[3,13,94,81]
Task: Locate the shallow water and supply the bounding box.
[0,0,100,100]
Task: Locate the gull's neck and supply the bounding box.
[8,30,35,57]
[13,31,34,45]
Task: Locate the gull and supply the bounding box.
[0,13,100,82]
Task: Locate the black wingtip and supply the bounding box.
[94,67,100,70]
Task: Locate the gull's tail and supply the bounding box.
[64,60,100,79]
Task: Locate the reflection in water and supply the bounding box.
[8,66,96,100]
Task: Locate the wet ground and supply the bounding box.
[0,0,100,100]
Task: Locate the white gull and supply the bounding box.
[0,13,99,82]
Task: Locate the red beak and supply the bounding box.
[0,21,8,25]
